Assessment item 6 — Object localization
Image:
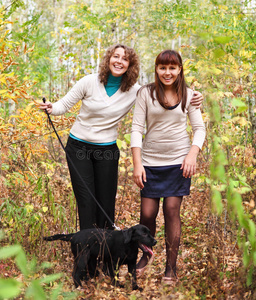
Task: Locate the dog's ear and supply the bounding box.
[123,228,133,244]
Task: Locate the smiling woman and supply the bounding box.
[39,44,140,231]
[98,44,140,92]
[131,49,206,285]
[109,47,129,77]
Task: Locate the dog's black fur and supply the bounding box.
[44,224,156,290]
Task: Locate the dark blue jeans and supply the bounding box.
[65,136,120,230]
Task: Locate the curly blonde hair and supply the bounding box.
[98,44,140,92]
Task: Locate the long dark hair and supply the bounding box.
[146,50,187,112]
[98,44,140,92]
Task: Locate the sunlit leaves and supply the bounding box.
[0,0,255,297]
[0,278,22,299]
[213,36,232,44]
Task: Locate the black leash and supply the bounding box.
[42,97,121,231]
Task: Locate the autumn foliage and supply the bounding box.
[0,1,256,299]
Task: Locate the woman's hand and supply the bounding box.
[133,163,146,189]
[191,91,204,108]
[132,147,146,189]
[38,101,53,114]
[180,146,200,178]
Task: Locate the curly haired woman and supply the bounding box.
[39,44,203,230]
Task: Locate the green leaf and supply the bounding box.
[15,249,29,277]
[40,261,53,269]
[116,139,122,149]
[232,98,247,107]
[212,189,223,214]
[29,257,38,273]
[243,246,250,268]
[214,36,232,44]
[26,280,47,300]
[0,230,5,240]
[237,174,247,183]
[246,267,253,286]
[39,273,63,284]
[234,106,248,114]
[248,220,256,245]
[0,278,22,299]
[253,250,256,265]
[50,284,62,300]
[236,187,252,194]
[0,245,22,259]
[124,133,131,144]
[213,48,226,58]
[211,104,221,122]
[205,177,211,184]
[211,164,226,180]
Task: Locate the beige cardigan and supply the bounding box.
[52,73,140,143]
[131,87,206,166]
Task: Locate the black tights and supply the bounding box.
[137,196,182,278]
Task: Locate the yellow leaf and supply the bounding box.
[0,76,7,85]
[0,90,8,94]
[202,112,210,122]
[232,116,249,126]
[186,76,194,84]
[221,136,229,143]
[25,204,34,213]
[119,166,126,173]
[42,207,48,213]
[183,59,192,70]
[224,92,234,97]
[210,67,222,75]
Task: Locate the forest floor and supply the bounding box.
[1,150,255,299]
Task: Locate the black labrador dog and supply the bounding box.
[44,224,156,290]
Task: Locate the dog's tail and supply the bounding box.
[43,233,74,242]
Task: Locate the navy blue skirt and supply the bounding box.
[141,164,191,198]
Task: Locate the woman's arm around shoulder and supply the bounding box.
[182,90,206,178]
[190,89,204,108]
[186,88,206,149]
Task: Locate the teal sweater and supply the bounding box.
[105,73,122,97]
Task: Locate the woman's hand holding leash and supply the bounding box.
[39,98,53,114]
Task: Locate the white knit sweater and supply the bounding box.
[131,87,206,166]
[52,74,140,143]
